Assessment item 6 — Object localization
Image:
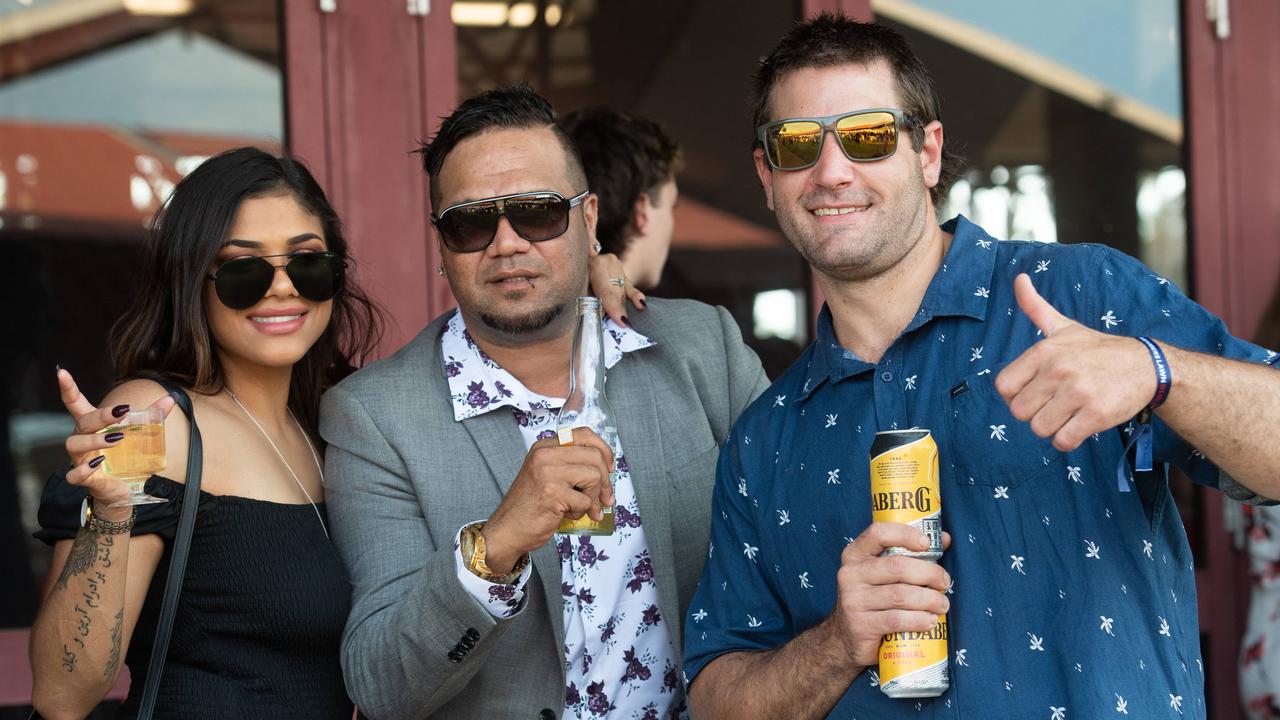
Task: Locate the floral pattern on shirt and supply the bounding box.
[442,311,685,719]
[451,524,533,619]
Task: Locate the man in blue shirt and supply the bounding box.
[683,13,1280,719]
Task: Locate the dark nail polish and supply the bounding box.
[111,404,130,418]
[88,456,105,469]
[638,298,647,309]
[620,315,631,328]
[104,432,125,443]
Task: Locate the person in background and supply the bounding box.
[1232,275,1280,720]
[563,106,683,291]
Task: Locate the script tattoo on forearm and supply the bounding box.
[61,645,77,672]
[104,609,124,679]
[73,604,92,650]
[83,570,106,609]
[56,528,101,590]
[97,533,114,568]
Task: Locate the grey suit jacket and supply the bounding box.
[320,298,767,719]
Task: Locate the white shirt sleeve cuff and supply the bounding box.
[453,521,532,619]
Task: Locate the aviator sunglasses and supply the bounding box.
[432,190,590,253]
[208,252,346,310]
[757,108,921,171]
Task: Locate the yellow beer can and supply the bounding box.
[869,429,942,559]
[870,429,948,698]
[879,616,950,698]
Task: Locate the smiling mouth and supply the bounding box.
[250,314,304,324]
[812,206,868,217]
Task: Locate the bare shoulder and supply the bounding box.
[104,378,192,484]
[102,378,177,410]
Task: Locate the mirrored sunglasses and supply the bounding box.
[757,108,919,170]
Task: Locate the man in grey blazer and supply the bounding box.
[319,84,768,719]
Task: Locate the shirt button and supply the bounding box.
[880,371,893,383]
[539,709,557,720]
[466,627,480,640]
[447,650,463,663]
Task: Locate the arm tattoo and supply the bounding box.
[97,533,114,568]
[104,609,124,679]
[56,528,101,591]
[74,604,92,639]
[83,571,105,609]
[61,645,77,672]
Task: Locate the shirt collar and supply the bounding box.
[798,215,997,401]
[912,214,998,327]
[441,309,655,422]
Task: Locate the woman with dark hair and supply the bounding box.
[27,146,639,718]
[28,147,380,719]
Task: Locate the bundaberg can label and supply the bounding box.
[869,429,942,560]
[870,429,948,698]
[879,616,950,698]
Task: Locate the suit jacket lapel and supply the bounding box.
[460,409,566,648]
[610,353,681,648]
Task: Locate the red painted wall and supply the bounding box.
[284,0,458,358]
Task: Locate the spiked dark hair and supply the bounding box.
[751,13,963,206]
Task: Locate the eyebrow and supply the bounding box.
[224,233,323,249]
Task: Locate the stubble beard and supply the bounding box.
[781,178,929,283]
[781,208,893,282]
[479,301,566,335]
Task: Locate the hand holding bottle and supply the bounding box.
[482,427,615,573]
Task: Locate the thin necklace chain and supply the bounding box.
[225,389,329,540]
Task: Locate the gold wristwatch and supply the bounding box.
[460,522,527,584]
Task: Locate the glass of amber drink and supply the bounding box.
[100,407,167,506]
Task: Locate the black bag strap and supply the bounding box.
[137,379,202,720]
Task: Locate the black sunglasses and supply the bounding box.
[207,252,346,310]
[432,190,589,254]
[757,108,920,170]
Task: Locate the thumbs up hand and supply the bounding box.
[994,273,1157,452]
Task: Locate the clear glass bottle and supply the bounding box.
[555,296,617,536]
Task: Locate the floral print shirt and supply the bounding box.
[443,311,688,719]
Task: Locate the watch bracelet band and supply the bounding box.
[88,506,137,535]
[460,522,527,584]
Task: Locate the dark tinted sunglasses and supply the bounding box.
[757,108,920,170]
[432,190,589,254]
[208,252,346,310]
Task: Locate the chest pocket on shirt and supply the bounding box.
[944,363,1064,488]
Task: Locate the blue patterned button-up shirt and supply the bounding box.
[683,216,1278,719]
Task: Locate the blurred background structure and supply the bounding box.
[1,0,1277,716]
